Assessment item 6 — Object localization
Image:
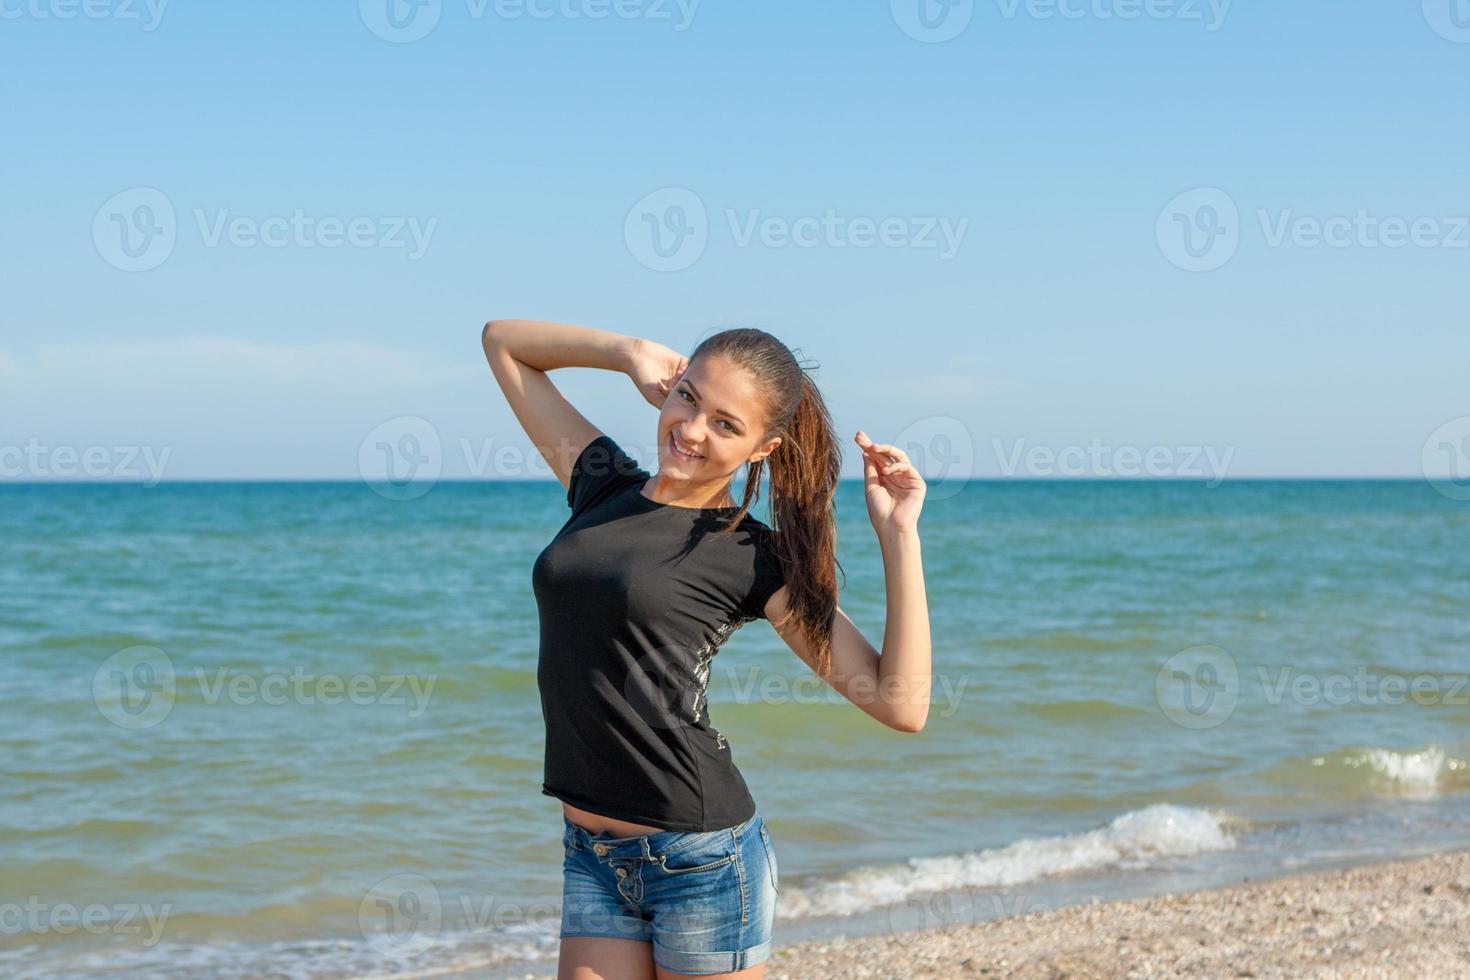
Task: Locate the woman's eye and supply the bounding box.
[677,389,736,433]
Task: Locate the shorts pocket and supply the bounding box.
[652,833,737,876]
[759,823,779,893]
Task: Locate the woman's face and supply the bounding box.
[656,354,781,480]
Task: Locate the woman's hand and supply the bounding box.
[855,430,926,535]
[626,338,690,410]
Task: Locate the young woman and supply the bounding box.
[480,319,932,980]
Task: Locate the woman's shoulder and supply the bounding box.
[566,433,650,516]
[731,516,785,619]
[731,515,779,558]
[729,510,774,535]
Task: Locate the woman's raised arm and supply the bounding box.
[480,318,641,492]
[764,430,932,733]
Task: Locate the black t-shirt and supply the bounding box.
[532,434,786,832]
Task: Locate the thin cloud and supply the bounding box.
[9,337,475,398]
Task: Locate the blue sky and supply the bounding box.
[2,1,1468,482]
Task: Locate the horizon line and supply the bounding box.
[0,476,1446,486]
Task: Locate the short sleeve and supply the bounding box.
[742,528,787,620]
[566,434,649,518]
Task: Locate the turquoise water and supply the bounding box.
[3,479,1468,977]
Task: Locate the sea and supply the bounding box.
[2,478,1467,978]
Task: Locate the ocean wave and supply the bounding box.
[0,918,561,980]
[0,805,1236,977]
[1263,744,1470,801]
[776,802,1236,919]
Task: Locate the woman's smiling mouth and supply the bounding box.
[669,432,704,460]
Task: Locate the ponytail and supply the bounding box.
[691,330,843,676]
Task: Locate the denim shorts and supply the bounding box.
[559,810,780,975]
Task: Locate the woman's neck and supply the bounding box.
[640,475,738,510]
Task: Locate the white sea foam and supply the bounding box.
[1328,745,1469,800]
[4,921,563,980]
[777,803,1237,919]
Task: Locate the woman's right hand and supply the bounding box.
[626,338,689,410]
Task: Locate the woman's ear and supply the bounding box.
[750,435,782,465]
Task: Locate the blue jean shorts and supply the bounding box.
[559,810,780,975]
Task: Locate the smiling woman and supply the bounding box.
[480,316,932,978]
[643,352,785,511]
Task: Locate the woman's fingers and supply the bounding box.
[857,434,913,477]
[859,438,907,464]
[857,431,916,474]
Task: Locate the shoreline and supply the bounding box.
[759,846,1470,978]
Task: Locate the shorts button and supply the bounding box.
[615,867,627,878]
[594,843,607,855]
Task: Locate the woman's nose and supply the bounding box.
[681,416,709,442]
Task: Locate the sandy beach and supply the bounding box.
[759,848,1470,979]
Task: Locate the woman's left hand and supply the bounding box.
[855,430,926,535]
[626,338,690,410]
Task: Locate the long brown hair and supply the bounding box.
[691,328,843,675]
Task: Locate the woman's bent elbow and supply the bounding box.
[890,711,928,734]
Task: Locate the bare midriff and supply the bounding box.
[562,801,669,837]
